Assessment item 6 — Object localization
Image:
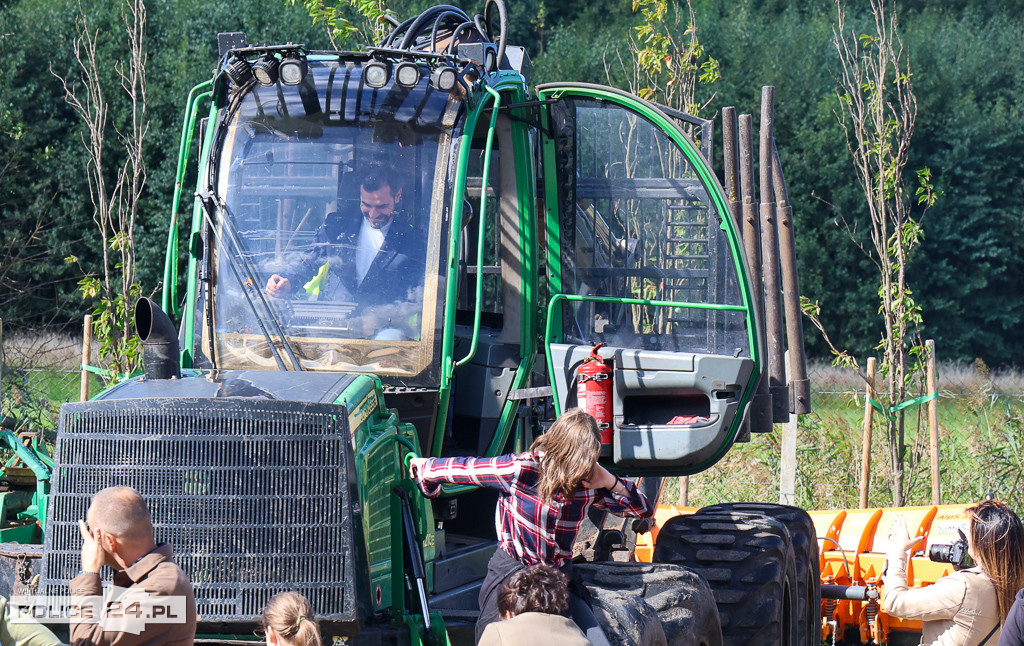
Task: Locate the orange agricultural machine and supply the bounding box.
[636,503,972,645]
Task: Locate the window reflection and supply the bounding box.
[560,100,747,357]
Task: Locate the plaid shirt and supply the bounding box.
[415,451,654,566]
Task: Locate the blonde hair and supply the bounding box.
[262,592,321,646]
[530,408,601,503]
[967,500,1024,623]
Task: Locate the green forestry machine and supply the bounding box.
[0,1,823,643]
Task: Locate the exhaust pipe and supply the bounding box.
[135,297,181,380]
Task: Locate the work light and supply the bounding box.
[279,53,307,86]
[364,61,390,88]
[225,56,254,87]
[395,62,420,87]
[252,54,280,86]
[430,66,458,92]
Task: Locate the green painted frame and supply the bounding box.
[536,83,762,474]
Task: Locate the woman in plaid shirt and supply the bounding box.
[409,408,654,645]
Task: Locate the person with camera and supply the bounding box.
[883,500,1024,646]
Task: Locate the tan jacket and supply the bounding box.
[69,544,197,646]
[883,556,1000,646]
[478,612,593,646]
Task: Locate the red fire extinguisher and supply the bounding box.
[576,343,614,446]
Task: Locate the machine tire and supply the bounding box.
[653,513,797,646]
[700,503,821,646]
[574,561,723,646]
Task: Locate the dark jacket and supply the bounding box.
[997,588,1024,646]
[287,210,425,306]
[70,544,197,646]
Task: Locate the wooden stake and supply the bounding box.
[80,315,93,402]
[780,350,797,505]
[927,339,940,505]
[677,476,690,506]
[859,358,877,509]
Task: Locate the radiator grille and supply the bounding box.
[45,398,360,623]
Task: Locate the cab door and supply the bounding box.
[537,83,759,474]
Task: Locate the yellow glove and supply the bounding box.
[303,261,330,296]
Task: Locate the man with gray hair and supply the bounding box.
[70,486,196,645]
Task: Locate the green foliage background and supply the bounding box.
[1,0,1022,367]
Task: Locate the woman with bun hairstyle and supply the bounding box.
[409,408,654,645]
[260,592,321,646]
[885,500,1024,646]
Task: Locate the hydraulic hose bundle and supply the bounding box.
[377,0,507,71]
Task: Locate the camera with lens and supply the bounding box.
[928,528,974,570]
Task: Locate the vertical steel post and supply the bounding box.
[739,115,771,433]
[759,86,788,423]
[859,358,877,509]
[771,141,810,414]
[927,339,941,505]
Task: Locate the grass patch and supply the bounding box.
[668,376,1024,512]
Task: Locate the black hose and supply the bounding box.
[382,15,417,47]
[473,15,488,41]
[446,20,478,54]
[399,5,470,51]
[483,0,507,70]
[821,584,879,601]
[429,10,463,52]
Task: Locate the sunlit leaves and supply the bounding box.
[286,0,391,48]
[630,0,718,117]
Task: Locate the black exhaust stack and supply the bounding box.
[135,298,181,380]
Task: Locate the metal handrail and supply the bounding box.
[455,84,501,368]
[163,81,213,317]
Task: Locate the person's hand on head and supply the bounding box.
[580,463,617,491]
[78,519,107,574]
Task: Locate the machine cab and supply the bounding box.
[191,56,461,385]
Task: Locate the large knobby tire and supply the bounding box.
[653,513,797,646]
[700,503,821,646]
[574,561,723,646]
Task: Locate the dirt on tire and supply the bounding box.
[575,561,722,646]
